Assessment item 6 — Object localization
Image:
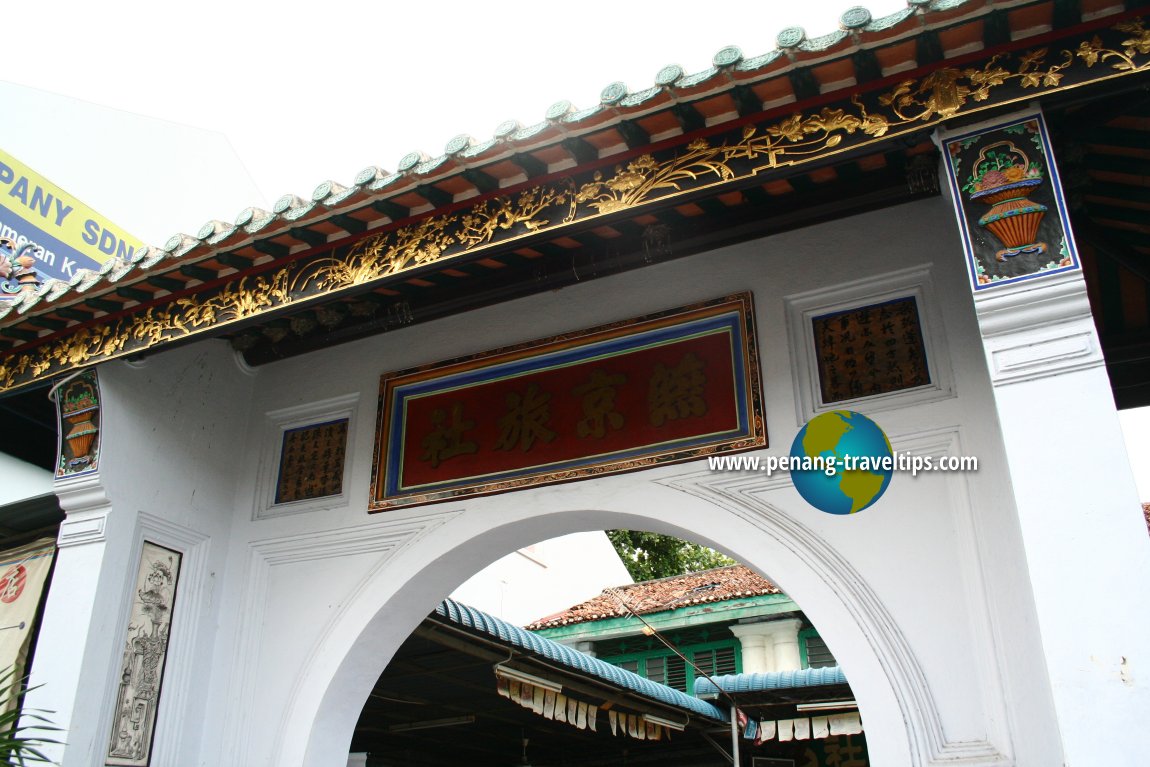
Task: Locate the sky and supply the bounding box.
[3,0,908,222]
[3,0,1149,495]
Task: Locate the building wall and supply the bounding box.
[449,531,633,626]
[29,195,1082,766]
[0,454,53,507]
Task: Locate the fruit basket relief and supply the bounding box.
[961,141,1049,263]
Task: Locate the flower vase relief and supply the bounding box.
[61,379,99,469]
[963,141,1048,262]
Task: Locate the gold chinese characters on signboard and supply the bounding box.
[275,419,349,504]
[813,297,929,404]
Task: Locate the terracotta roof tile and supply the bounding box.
[526,565,782,630]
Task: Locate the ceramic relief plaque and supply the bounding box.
[106,542,181,767]
[942,113,1080,291]
[55,368,101,478]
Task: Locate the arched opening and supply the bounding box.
[274,481,932,767]
[347,530,862,766]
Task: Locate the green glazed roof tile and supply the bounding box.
[324,186,359,206]
[397,151,429,172]
[414,155,449,175]
[367,172,405,193]
[197,220,240,243]
[311,181,333,201]
[16,292,43,314]
[512,121,550,141]
[197,221,222,240]
[234,207,271,227]
[103,259,133,283]
[713,45,744,68]
[459,137,497,159]
[676,66,721,89]
[282,202,318,221]
[600,81,629,105]
[139,247,168,269]
[618,86,662,107]
[206,225,241,245]
[776,26,807,48]
[562,105,603,124]
[74,270,103,293]
[866,7,916,31]
[444,134,475,156]
[545,99,574,121]
[354,166,384,186]
[244,214,280,234]
[44,279,70,302]
[840,6,873,29]
[737,49,785,72]
[930,0,972,10]
[163,234,200,258]
[799,29,848,52]
[273,194,304,214]
[312,180,349,203]
[493,119,522,139]
[655,64,684,86]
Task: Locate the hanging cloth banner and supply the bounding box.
[0,537,56,713]
[751,712,864,744]
[495,674,667,741]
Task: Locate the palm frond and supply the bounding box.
[0,665,63,765]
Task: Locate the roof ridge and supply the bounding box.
[525,564,783,629]
[1,0,989,325]
[613,562,749,590]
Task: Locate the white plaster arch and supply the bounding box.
[270,464,988,767]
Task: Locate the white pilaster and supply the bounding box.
[730,623,773,673]
[24,473,133,767]
[973,269,1150,766]
[730,619,803,674]
[768,618,804,672]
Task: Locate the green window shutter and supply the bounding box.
[602,638,740,693]
[799,628,837,669]
[665,656,687,692]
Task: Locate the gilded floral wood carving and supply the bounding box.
[1,19,1147,394]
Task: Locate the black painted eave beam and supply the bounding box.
[561,137,599,165]
[616,120,650,149]
[290,227,328,247]
[253,240,290,259]
[417,185,454,208]
[671,103,706,134]
[511,152,549,179]
[462,169,500,195]
[330,215,368,235]
[371,199,410,222]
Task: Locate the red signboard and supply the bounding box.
[370,294,765,510]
